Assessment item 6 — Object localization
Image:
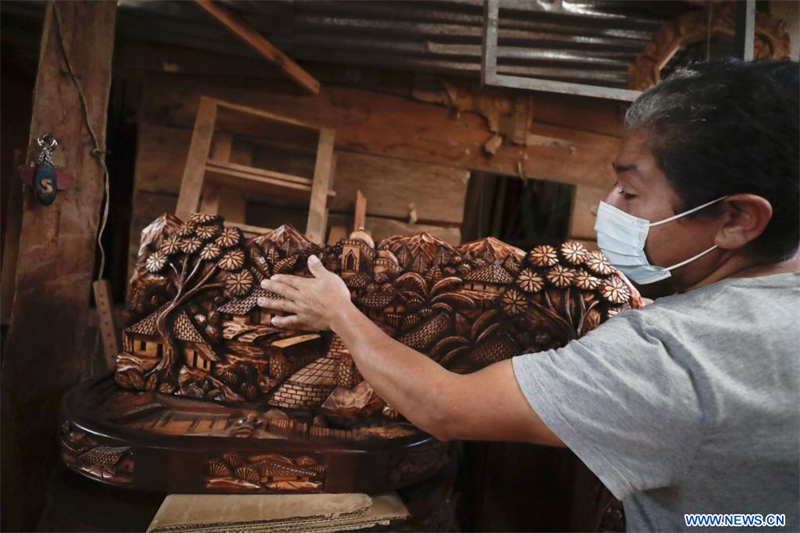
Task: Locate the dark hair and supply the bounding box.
[625,60,799,262]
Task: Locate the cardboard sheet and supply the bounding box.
[147,492,408,533]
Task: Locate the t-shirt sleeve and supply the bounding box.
[511,309,704,500]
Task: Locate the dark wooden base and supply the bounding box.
[59,376,451,494]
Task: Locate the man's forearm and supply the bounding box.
[330,301,459,439]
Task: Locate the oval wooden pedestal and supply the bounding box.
[59,376,450,494]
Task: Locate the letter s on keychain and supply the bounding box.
[17,133,75,205]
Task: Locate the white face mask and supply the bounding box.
[593,196,726,284]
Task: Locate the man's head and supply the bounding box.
[605,60,799,289]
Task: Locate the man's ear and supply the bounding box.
[715,194,773,251]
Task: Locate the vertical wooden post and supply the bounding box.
[175,96,217,220]
[354,190,367,232]
[306,128,335,244]
[1,2,116,530]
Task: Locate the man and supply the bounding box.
[258,61,799,531]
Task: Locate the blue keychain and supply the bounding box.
[34,134,59,205]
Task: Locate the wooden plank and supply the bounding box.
[175,96,216,220]
[2,2,116,529]
[305,128,335,245]
[133,123,191,195]
[141,78,620,189]
[206,159,314,187]
[92,279,119,371]
[1,150,23,326]
[199,132,232,216]
[198,184,222,216]
[192,0,320,95]
[531,93,625,138]
[354,190,367,231]
[212,136,246,224]
[327,225,348,246]
[211,131,233,160]
[214,98,322,132]
[205,165,313,198]
[568,184,608,240]
[330,151,468,225]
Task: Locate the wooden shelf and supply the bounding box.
[205,160,336,202]
[176,96,336,244]
[207,159,313,186]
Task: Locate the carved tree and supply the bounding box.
[142,214,252,378]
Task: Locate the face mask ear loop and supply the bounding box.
[665,244,719,271]
[649,196,728,228]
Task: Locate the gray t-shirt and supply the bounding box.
[512,272,799,532]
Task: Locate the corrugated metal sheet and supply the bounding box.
[114,0,689,88]
[6,0,692,89]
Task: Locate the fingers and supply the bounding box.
[271,314,304,330]
[264,274,309,291]
[257,296,298,314]
[307,254,327,278]
[260,277,302,299]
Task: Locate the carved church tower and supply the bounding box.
[340,230,375,277]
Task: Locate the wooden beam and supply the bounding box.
[306,128,335,244]
[92,279,119,371]
[175,96,216,220]
[1,2,116,529]
[354,190,367,231]
[141,79,621,189]
[192,0,320,95]
[1,151,23,326]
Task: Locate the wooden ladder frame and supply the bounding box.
[175,96,335,243]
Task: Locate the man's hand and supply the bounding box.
[257,255,352,331]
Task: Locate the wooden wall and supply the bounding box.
[127,65,625,287]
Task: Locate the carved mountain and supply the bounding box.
[458,236,525,264]
[378,232,456,272]
[249,224,320,257]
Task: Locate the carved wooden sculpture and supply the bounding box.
[119,213,640,415]
[60,213,640,494]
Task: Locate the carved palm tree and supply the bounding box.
[393,272,477,351]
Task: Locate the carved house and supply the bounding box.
[269,355,341,409]
[461,262,515,306]
[268,334,361,409]
[123,306,219,372]
[265,334,324,386]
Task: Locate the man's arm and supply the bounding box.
[258,255,564,445]
[331,301,564,445]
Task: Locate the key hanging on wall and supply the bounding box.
[17,133,75,205]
